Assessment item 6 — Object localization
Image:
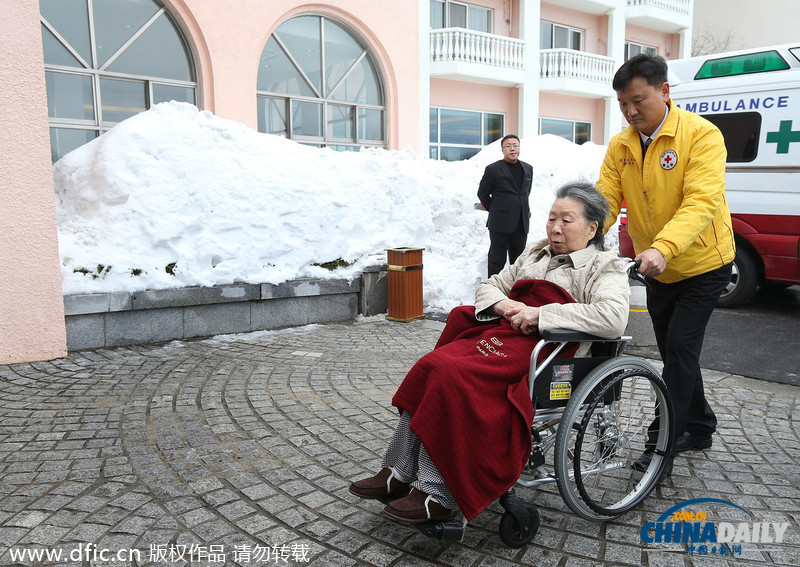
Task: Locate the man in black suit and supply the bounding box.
[477,134,533,277]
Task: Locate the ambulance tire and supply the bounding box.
[717,245,759,308]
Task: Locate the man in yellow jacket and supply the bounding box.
[597,54,735,474]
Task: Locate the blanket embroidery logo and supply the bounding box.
[476,337,508,358]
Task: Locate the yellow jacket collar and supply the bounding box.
[619,99,680,149]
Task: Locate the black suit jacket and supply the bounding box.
[477,159,533,233]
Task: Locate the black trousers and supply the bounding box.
[646,263,732,442]
[487,225,527,277]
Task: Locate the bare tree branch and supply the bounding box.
[692,29,735,56]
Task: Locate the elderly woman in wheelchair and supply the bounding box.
[350,181,673,546]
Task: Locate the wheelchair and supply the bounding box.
[418,264,676,548]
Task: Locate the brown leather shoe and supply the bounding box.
[383,488,453,524]
[349,468,412,500]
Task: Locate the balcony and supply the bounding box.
[539,49,615,98]
[556,0,621,15]
[429,28,527,86]
[626,0,693,33]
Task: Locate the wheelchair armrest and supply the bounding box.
[541,329,621,343]
[530,330,633,399]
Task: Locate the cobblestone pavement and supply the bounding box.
[1,317,799,566]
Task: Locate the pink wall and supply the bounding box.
[541,3,607,55]
[0,2,67,363]
[486,0,516,38]
[539,93,607,144]
[431,78,520,134]
[0,0,422,363]
[626,23,680,59]
[173,0,419,150]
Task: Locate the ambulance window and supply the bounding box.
[701,112,761,163]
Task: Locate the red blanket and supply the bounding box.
[392,279,577,521]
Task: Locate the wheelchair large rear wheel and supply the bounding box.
[553,356,673,521]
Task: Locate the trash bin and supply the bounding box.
[386,247,424,322]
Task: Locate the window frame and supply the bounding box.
[41,0,197,162]
[256,15,386,151]
[538,117,592,145]
[430,0,493,33]
[429,106,505,161]
[625,41,658,60]
[540,21,584,51]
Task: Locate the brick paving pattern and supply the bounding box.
[0,317,798,566]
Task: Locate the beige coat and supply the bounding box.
[474,240,630,355]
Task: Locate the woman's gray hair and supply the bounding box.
[555,181,610,250]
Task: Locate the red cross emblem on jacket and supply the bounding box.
[660,149,678,170]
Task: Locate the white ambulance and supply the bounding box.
[620,44,800,306]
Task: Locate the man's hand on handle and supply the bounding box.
[635,247,666,278]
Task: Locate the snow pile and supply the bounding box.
[54,101,610,311]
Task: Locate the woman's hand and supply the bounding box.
[507,305,540,335]
[492,300,540,335]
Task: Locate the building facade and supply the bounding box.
[2,0,693,363]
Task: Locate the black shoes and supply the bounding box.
[632,448,654,472]
[631,431,713,477]
[632,448,673,477]
[675,432,713,453]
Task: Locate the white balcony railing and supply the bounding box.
[539,49,614,84]
[430,28,526,70]
[626,0,692,16]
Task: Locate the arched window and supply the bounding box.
[257,15,385,151]
[40,0,197,162]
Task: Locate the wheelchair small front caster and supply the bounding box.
[499,504,539,547]
[499,490,540,548]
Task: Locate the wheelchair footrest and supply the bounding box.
[416,520,466,542]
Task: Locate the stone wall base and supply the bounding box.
[64,265,388,351]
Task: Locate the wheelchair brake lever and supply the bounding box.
[626,259,651,289]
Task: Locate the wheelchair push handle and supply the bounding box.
[625,259,651,289]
